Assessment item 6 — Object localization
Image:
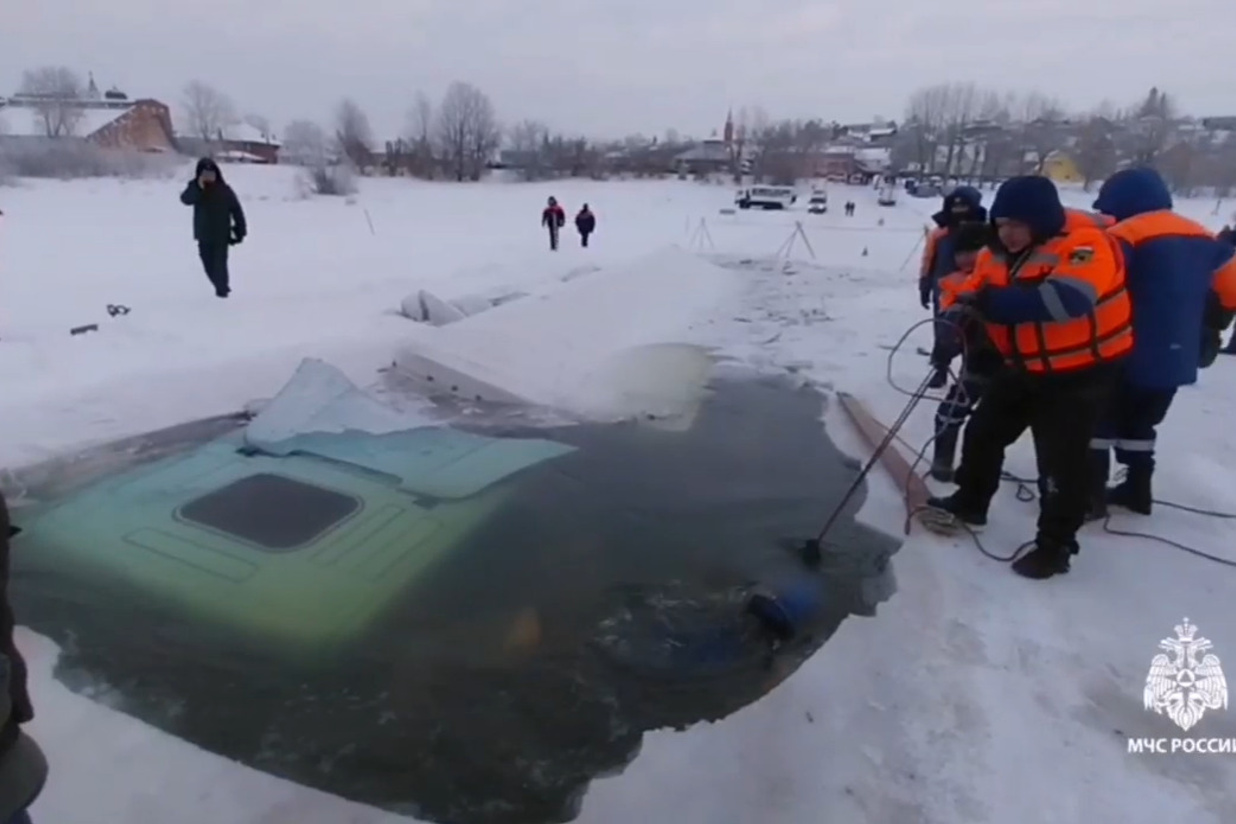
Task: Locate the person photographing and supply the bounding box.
[180,158,247,298]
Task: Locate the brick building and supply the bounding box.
[0,85,176,153]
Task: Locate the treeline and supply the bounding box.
[895,82,1236,196]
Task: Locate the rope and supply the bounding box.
[879,315,1236,569]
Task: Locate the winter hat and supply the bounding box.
[989,176,1066,239]
[195,157,222,178]
[951,221,992,254]
[1092,167,1172,222]
[933,185,986,226]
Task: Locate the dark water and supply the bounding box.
[8,374,900,824]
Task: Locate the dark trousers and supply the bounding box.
[580,231,591,247]
[1090,382,1177,471]
[954,365,1118,545]
[547,226,559,251]
[197,242,230,296]
[929,287,947,350]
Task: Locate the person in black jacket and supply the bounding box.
[179,158,247,298]
[0,494,47,824]
[575,204,596,247]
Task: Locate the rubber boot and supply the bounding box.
[1108,464,1153,515]
[930,427,958,482]
[1084,450,1110,522]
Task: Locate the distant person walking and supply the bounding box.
[575,204,596,247]
[0,493,48,824]
[542,197,565,251]
[180,158,247,298]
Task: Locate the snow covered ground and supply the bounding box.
[2,165,1235,823]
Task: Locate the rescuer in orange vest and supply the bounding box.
[919,176,1133,579]
[1087,167,1236,516]
[919,187,987,387]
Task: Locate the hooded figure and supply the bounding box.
[0,494,48,824]
[1085,168,1236,516]
[575,204,596,247]
[180,158,247,297]
[920,186,987,387]
[541,196,565,251]
[921,176,1132,579]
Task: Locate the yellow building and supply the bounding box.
[1040,150,1083,184]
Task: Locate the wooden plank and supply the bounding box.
[836,392,930,532]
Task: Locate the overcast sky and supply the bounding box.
[2,0,1231,142]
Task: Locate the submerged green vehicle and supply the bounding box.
[12,423,573,652]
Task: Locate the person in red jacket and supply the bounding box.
[541,197,565,251]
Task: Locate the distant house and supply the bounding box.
[1040,150,1082,184]
[0,90,176,153]
[176,122,281,164]
[673,139,734,175]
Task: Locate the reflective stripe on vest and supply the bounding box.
[984,234,1133,373]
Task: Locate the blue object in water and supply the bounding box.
[746,577,826,641]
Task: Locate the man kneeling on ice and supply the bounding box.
[921,176,1133,580]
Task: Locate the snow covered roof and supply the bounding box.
[0,102,129,138]
[675,140,730,163]
[216,149,269,163]
[174,122,282,147]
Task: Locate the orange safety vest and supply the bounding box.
[1064,208,1115,231]
[1106,210,1236,310]
[919,226,948,278]
[943,224,1133,373]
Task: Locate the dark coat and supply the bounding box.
[1093,168,1235,388]
[180,158,247,246]
[542,205,565,229]
[0,494,32,755]
[575,209,596,234]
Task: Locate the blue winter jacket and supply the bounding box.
[1093,168,1236,389]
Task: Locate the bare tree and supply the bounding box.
[19,66,85,137]
[1073,114,1118,190]
[1013,91,1067,173]
[334,98,374,168]
[182,80,237,141]
[508,119,550,180]
[435,81,500,181]
[282,119,330,165]
[1130,86,1175,165]
[407,92,433,145]
[937,82,981,177]
[904,84,951,174]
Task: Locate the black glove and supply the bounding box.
[919,278,932,310]
[952,286,991,315]
[230,231,245,245]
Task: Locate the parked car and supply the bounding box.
[735,186,797,210]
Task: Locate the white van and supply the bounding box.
[736,186,797,210]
